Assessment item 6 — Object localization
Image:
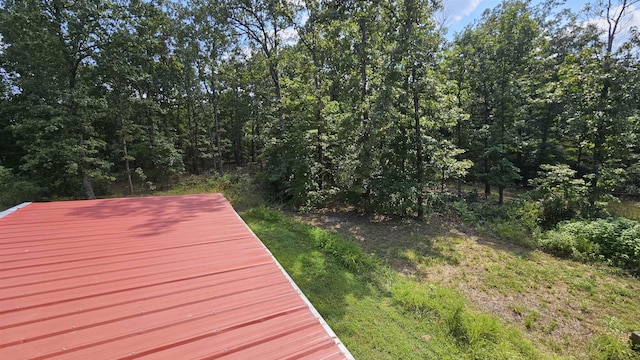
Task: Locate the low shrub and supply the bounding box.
[450,199,540,246]
[450,200,476,222]
[529,164,591,228]
[489,220,532,245]
[539,218,640,273]
[168,172,264,210]
[587,334,637,360]
[0,166,42,209]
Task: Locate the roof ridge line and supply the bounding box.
[0,202,32,220]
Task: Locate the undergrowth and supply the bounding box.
[158,172,264,211]
[540,218,640,274]
[390,280,540,359]
[451,197,640,275]
[0,165,42,210]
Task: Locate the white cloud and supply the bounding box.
[279,26,299,44]
[241,46,254,59]
[438,0,484,27]
[581,4,640,47]
[452,0,484,22]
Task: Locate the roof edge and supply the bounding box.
[0,202,32,219]
[232,205,356,360]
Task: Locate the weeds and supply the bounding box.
[450,199,540,247]
[588,334,637,360]
[539,218,640,273]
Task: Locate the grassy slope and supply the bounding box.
[242,207,546,360]
[294,211,640,360]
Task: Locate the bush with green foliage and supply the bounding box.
[367,174,420,217]
[168,172,263,211]
[529,164,590,228]
[450,198,540,245]
[539,218,640,273]
[0,165,41,209]
[262,133,326,210]
[618,162,640,196]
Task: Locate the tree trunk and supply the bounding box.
[82,172,96,200]
[313,52,325,189]
[269,65,285,132]
[456,81,464,198]
[251,122,256,163]
[194,110,200,175]
[484,144,491,198]
[538,105,552,169]
[123,137,133,195]
[203,76,223,176]
[146,103,155,148]
[413,66,424,220]
[498,185,504,205]
[359,17,371,209]
[185,78,199,175]
[214,95,223,176]
[117,98,134,195]
[255,110,262,170]
[485,178,491,198]
[234,85,242,166]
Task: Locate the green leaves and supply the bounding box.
[0,0,638,210]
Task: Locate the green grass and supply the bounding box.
[434,247,640,358]
[292,208,640,359]
[609,201,640,222]
[241,206,548,359]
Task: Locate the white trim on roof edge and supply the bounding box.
[0,202,32,219]
[230,203,356,360]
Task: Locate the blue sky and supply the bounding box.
[443,0,593,36]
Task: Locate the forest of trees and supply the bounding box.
[1,0,639,217]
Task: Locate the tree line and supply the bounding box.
[1,0,639,217]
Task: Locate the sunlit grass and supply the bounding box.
[406,238,640,359]
[242,207,549,359]
[293,207,640,359]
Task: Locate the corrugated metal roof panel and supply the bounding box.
[0,194,353,359]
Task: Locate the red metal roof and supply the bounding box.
[0,194,353,359]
